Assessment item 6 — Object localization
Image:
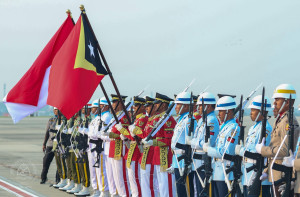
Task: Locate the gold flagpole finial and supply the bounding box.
[66,9,72,18]
[80,5,85,13]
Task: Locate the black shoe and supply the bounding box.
[40,178,47,184]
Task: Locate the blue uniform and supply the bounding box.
[207,119,240,181]
[191,111,219,171]
[171,112,195,197]
[190,111,219,196]
[171,112,191,169]
[237,121,272,186]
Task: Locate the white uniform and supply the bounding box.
[88,111,113,196]
[88,115,100,191]
[98,111,116,196]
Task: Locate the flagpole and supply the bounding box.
[79,5,132,125]
[66,9,75,25]
[99,82,119,123]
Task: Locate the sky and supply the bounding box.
[1,0,300,107]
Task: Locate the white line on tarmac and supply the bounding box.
[0,178,38,197]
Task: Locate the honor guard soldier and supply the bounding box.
[66,113,82,194]
[282,121,300,196]
[87,100,101,196]
[235,95,273,197]
[256,84,300,196]
[142,93,177,197]
[103,94,130,197]
[139,96,159,197]
[52,112,68,189]
[96,97,115,197]
[75,105,92,196]
[59,115,77,192]
[189,92,219,196]
[170,92,195,197]
[41,107,58,184]
[115,96,148,197]
[203,96,240,197]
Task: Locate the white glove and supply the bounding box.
[120,134,127,141]
[101,131,109,137]
[259,172,268,181]
[235,144,242,156]
[166,166,174,174]
[282,150,295,167]
[255,137,265,154]
[115,122,123,131]
[128,125,136,137]
[278,181,295,195]
[186,136,192,145]
[203,142,210,152]
[128,125,135,132]
[142,139,153,148]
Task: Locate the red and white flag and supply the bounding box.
[3,15,74,123]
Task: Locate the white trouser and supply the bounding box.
[155,165,176,197]
[140,164,159,197]
[106,156,116,195]
[87,149,98,190]
[111,158,127,197]
[127,161,141,197]
[95,153,108,192]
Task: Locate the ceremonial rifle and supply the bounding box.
[243,87,267,196]
[271,94,295,197]
[196,97,213,197]
[76,105,90,161]
[234,83,262,117]
[72,109,85,163]
[144,80,195,142]
[175,93,195,184]
[103,100,134,133]
[223,95,244,197]
[61,116,74,158]
[91,99,104,168]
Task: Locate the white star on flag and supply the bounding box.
[88,41,95,58]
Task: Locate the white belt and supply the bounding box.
[174,149,185,155]
[194,150,205,154]
[244,158,256,164]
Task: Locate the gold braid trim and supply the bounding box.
[109,132,120,139]
[119,127,130,135]
[133,126,143,135]
[153,139,166,147]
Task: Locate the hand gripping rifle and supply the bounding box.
[90,100,104,168]
[243,87,267,196]
[103,101,134,133]
[223,95,244,197]
[174,93,195,185]
[271,94,295,197]
[61,116,73,159]
[71,109,83,163]
[196,97,213,197]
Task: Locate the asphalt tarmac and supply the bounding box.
[0,116,299,197]
[0,117,66,197]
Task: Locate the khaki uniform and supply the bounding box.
[55,151,67,179]
[76,115,91,187]
[65,116,81,183]
[261,111,300,182]
[53,118,67,180]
